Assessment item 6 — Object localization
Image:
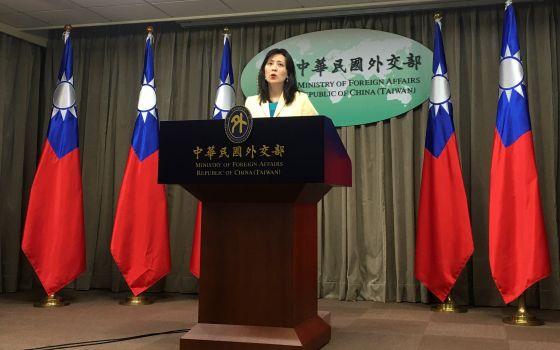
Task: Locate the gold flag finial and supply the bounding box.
[63,24,72,33]
[434,13,442,21]
[147,25,154,34]
[223,27,230,34]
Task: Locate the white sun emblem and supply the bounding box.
[429,64,451,116]
[138,78,157,122]
[499,46,525,101]
[215,81,235,110]
[51,73,77,120]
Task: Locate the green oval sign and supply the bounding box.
[241,29,433,126]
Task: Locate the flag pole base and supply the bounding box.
[119,294,154,306]
[431,296,467,313]
[502,313,543,326]
[34,293,69,308]
[503,293,543,326]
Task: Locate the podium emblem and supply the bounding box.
[225,105,253,143]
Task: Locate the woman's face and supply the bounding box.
[264,53,288,86]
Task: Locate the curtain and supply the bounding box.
[0,32,43,292]
[3,1,559,308]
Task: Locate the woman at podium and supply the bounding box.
[245,48,318,118]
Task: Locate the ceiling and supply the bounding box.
[0,0,536,46]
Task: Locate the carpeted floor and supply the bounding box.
[1,290,560,350]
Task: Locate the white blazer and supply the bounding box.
[244,91,318,118]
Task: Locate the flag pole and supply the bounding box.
[119,294,154,305]
[490,0,550,322]
[416,12,471,314]
[34,293,70,307]
[116,24,158,307]
[503,291,544,326]
[426,15,465,314]
[190,26,235,279]
[63,23,72,36]
[499,0,544,327]
[431,294,466,313]
[32,23,76,309]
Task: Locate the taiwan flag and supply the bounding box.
[211,31,234,120]
[415,16,474,302]
[22,27,86,295]
[190,31,235,278]
[489,0,550,304]
[111,29,171,296]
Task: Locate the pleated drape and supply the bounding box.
[0,32,42,292]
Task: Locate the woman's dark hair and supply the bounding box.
[257,48,299,105]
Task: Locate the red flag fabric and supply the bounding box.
[490,134,550,303]
[189,201,202,278]
[22,30,86,295]
[110,32,171,296]
[488,2,550,304]
[415,18,473,302]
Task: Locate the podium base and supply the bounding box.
[180,312,331,350]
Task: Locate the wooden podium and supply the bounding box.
[159,116,351,350]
